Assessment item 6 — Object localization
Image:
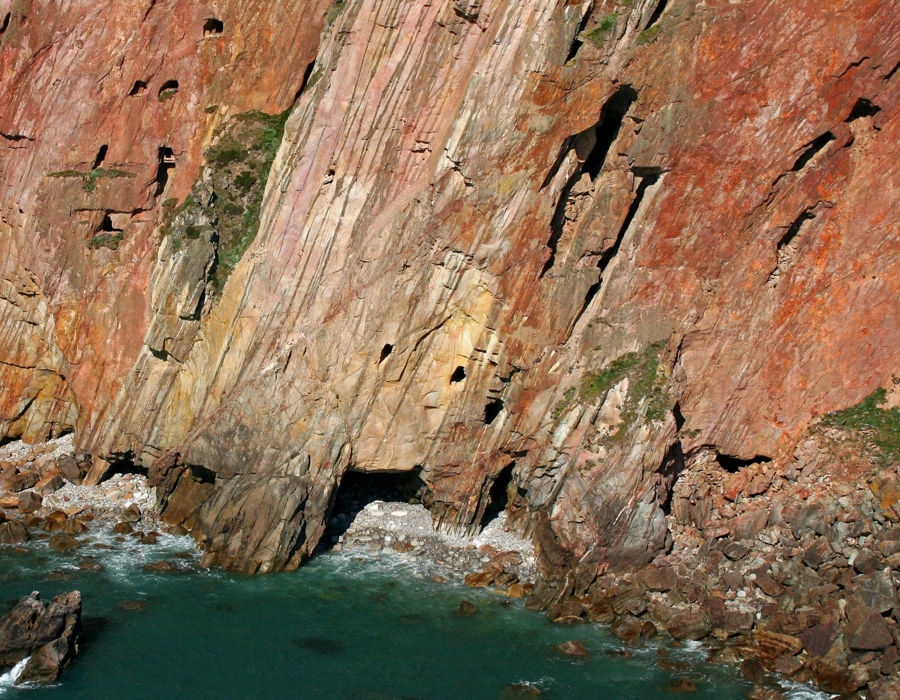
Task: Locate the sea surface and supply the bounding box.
[0,530,829,700]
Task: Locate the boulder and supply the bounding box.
[0,521,29,545]
[853,549,882,575]
[555,639,591,657]
[667,611,710,641]
[48,534,80,553]
[853,570,897,614]
[3,471,38,493]
[0,591,81,682]
[455,600,478,617]
[55,456,83,486]
[869,676,900,700]
[610,615,644,644]
[847,607,893,651]
[122,504,141,523]
[798,621,839,657]
[16,491,42,514]
[802,538,833,568]
[637,565,678,591]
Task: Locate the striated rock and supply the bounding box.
[637,565,678,592]
[16,492,41,514]
[610,615,643,645]
[0,591,81,681]
[3,471,38,493]
[55,456,84,486]
[667,612,709,641]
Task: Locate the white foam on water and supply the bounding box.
[0,657,31,691]
[779,680,838,700]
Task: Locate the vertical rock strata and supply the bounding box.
[2,0,900,583]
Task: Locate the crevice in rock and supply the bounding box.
[886,59,900,81]
[644,0,668,30]
[767,206,818,287]
[293,61,317,103]
[846,97,881,122]
[484,398,505,425]
[541,85,637,277]
[379,343,394,363]
[791,131,835,171]
[658,440,685,517]
[716,452,771,474]
[203,18,224,36]
[450,366,467,384]
[154,146,175,196]
[0,13,10,36]
[128,80,147,97]
[92,145,108,171]
[564,1,594,63]
[480,462,514,528]
[574,169,661,320]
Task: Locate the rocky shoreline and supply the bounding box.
[3,433,899,697]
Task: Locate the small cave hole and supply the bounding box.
[481,462,515,528]
[98,214,121,233]
[158,80,179,100]
[101,453,148,481]
[203,18,224,36]
[846,97,881,122]
[483,398,505,425]
[777,209,816,250]
[92,144,108,170]
[154,146,175,196]
[791,131,835,171]
[0,13,11,36]
[450,366,467,384]
[379,344,394,363]
[645,0,668,30]
[564,7,593,63]
[319,468,431,552]
[294,61,317,103]
[715,453,772,474]
[128,80,148,96]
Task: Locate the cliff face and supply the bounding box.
[2,0,900,576]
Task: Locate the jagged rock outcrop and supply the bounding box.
[0,590,82,684]
[2,0,900,582]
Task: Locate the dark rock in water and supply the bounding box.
[746,687,786,700]
[0,590,81,684]
[144,560,175,573]
[48,534,80,552]
[63,519,88,536]
[55,456,84,486]
[168,525,189,536]
[499,683,542,699]
[293,636,344,654]
[16,491,42,514]
[555,639,591,657]
[668,611,710,641]
[116,599,148,612]
[139,533,158,545]
[610,615,643,644]
[667,677,698,693]
[122,504,141,523]
[740,658,767,684]
[112,521,133,535]
[455,600,478,617]
[0,521,29,545]
[77,560,104,572]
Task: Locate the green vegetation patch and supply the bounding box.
[583,13,617,49]
[636,24,661,45]
[573,341,669,442]
[163,108,291,291]
[48,167,135,193]
[824,388,900,465]
[87,232,123,250]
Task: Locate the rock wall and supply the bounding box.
[2,0,900,576]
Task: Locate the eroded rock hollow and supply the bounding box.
[2,0,900,587]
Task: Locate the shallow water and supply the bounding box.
[0,530,826,700]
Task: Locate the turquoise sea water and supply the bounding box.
[0,530,823,700]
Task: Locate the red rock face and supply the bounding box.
[2,0,900,575]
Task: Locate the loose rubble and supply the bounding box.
[533,425,900,698]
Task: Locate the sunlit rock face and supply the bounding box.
[2,0,899,575]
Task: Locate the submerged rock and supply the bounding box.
[0,591,81,684]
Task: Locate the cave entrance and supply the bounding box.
[320,469,430,549]
[480,462,514,529]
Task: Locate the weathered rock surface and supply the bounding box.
[0,591,81,684]
[1,0,900,657]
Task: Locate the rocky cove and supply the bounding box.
[2,0,900,697]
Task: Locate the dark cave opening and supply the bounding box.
[791,131,835,171]
[776,208,816,250]
[92,145,108,170]
[716,452,772,474]
[154,146,175,196]
[483,399,505,425]
[480,462,515,528]
[97,214,121,233]
[0,13,10,36]
[846,97,881,122]
[203,18,224,36]
[293,61,317,103]
[564,4,594,63]
[450,366,467,384]
[101,452,148,481]
[158,80,180,100]
[128,80,148,97]
[320,469,431,549]
[379,343,394,363]
[645,0,668,30]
